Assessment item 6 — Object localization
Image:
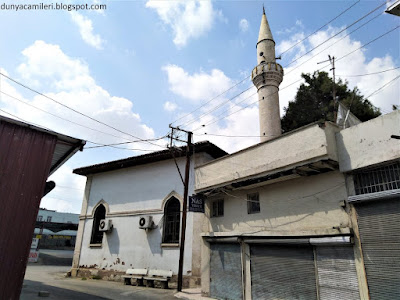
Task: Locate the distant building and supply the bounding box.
[0,115,84,300]
[35,208,79,249]
[36,208,79,224]
[71,142,226,286]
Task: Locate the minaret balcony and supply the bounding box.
[251,62,284,89]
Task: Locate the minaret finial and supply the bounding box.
[263,4,265,15]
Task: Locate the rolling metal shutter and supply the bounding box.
[355,198,400,300]
[316,246,360,300]
[210,243,242,300]
[250,244,317,300]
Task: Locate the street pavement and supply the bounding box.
[21,250,178,300]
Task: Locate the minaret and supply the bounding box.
[252,7,284,142]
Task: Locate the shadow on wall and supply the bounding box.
[145,225,162,255]
[107,227,120,255]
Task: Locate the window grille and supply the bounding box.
[353,162,400,195]
[90,204,106,244]
[37,216,43,221]
[211,199,224,217]
[162,197,180,243]
[247,193,260,214]
[46,216,52,222]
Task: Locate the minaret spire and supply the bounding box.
[252,8,284,142]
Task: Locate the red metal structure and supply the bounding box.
[0,116,84,300]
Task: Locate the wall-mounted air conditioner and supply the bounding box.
[99,219,113,232]
[139,216,155,229]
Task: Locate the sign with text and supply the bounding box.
[28,250,39,263]
[189,195,205,213]
[31,238,39,249]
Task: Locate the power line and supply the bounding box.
[194,133,279,138]
[283,1,388,69]
[177,2,388,131]
[190,22,398,133]
[192,78,304,132]
[179,85,254,128]
[0,72,165,149]
[174,1,361,128]
[172,75,251,126]
[285,10,383,77]
[0,90,137,142]
[337,66,400,77]
[278,0,360,57]
[336,25,400,63]
[0,106,167,152]
[365,74,400,99]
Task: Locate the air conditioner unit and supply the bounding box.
[139,216,154,229]
[99,219,113,232]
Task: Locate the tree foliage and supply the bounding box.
[281,71,381,132]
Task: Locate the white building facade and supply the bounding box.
[71,142,226,286]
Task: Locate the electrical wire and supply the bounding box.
[172,75,251,126]
[179,85,254,128]
[0,106,168,152]
[283,1,388,69]
[278,0,360,57]
[0,90,141,142]
[176,2,388,131]
[190,24,400,132]
[335,25,400,63]
[365,74,400,99]
[337,66,400,77]
[285,10,383,77]
[0,72,165,149]
[192,78,303,132]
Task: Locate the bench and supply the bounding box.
[144,269,173,289]
[121,268,147,286]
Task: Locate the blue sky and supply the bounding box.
[1,0,399,213]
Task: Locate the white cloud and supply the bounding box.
[0,41,159,212]
[164,101,178,112]
[162,64,232,102]
[69,12,105,49]
[146,0,221,47]
[276,32,306,58]
[239,19,249,32]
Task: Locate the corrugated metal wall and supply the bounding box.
[0,121,57,300]
[210,243,242,300]
[356,198,400,300]
[316,246,360,300]
[250,244,317,300]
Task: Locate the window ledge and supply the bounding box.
[161,243,179,248]
[89,243,102,248]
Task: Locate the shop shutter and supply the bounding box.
[316,246,360,300]
[250,244,317,300]
[210,243,242,300]
[355,198,400,300]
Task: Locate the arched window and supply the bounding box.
[91,204,106,244]
[162,197,180,244]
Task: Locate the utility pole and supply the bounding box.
[168,125,193,292]
[318,55,337,122]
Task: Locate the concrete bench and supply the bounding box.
[144,269,173,289]
[121,268,147,286]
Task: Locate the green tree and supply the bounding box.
[281,71,381,132]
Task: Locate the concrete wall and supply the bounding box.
[74,153,210,277]
[336,110,400,173]
[204,171,349,237]
[195,122,340,192]
[37,208,79,224]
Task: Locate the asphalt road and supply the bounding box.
[21,250,177,300]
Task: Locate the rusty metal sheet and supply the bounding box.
[0,120,57,300]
